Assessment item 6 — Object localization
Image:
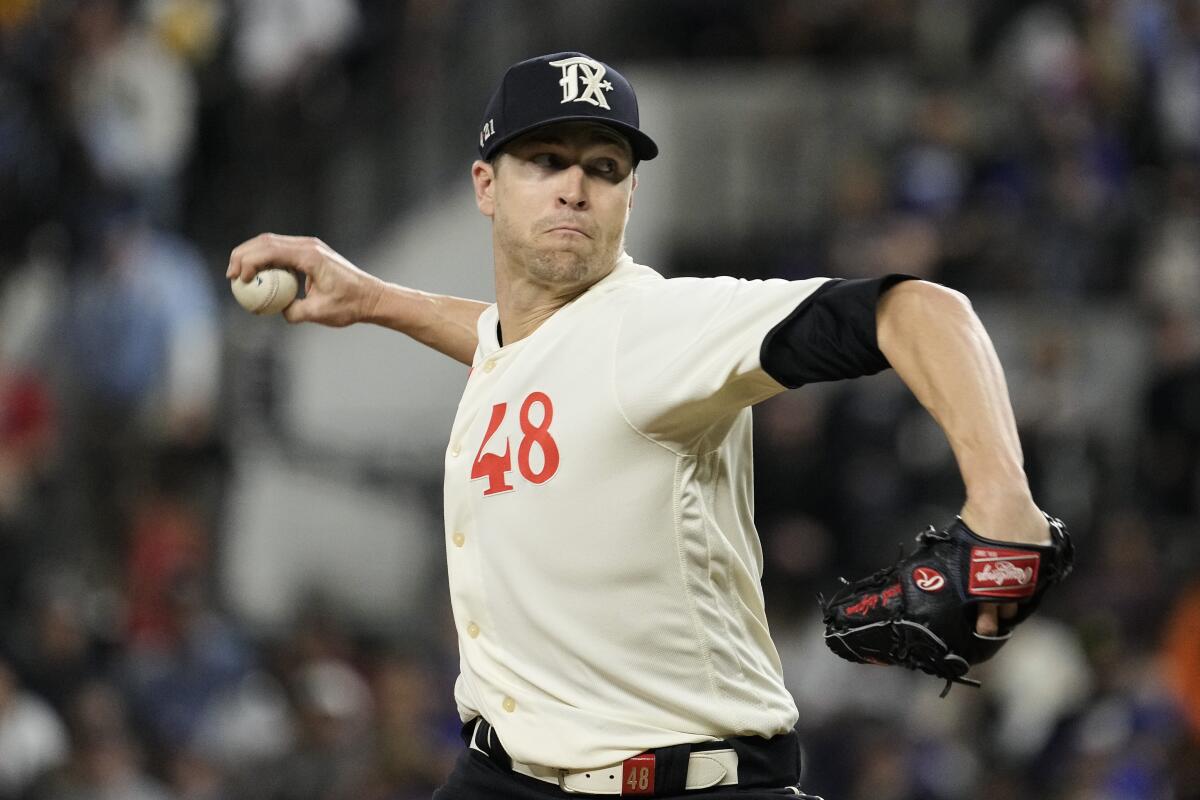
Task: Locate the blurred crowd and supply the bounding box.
[0,1,1199,799]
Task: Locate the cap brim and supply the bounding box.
[481,115,658,163]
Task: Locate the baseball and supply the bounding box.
[231,268,298,315]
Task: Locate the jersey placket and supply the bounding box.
[445,346,521,721]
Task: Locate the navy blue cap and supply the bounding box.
[478,52,658,163]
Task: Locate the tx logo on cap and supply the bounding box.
[549,56,614,109]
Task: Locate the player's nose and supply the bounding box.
[556,165,588,210]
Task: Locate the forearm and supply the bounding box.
[877,281,1048,543]
[365,281,487,366]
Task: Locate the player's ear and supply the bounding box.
[472,159,496,218]
[628,171,637,210]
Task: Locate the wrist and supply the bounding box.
[960,488,1049,545]
[965,483,1035,513]
[359,276,391,326]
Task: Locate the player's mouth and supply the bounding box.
[547,225,591,238]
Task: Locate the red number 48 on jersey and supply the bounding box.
[470,391,560,496]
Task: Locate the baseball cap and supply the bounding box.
[478,51,659,163]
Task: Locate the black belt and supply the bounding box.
[462,718,802,796]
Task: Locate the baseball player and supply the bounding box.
[228,52,1057,799]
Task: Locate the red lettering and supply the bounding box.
[845,583,902,617]
[517,392,559,484]
[470,403,513,495]
[472,393,561,497]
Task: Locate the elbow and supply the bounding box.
[877,280,977,351]
[904,279,971,311]
[887,280,973,319]
[938,283,974,316]
[930,283,976,329]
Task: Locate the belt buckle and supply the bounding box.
[556,769,581,794]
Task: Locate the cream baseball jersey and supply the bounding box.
[443,253,830,769]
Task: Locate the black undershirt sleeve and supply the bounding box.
[759,274,919,388]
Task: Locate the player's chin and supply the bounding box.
[529,250,595,285]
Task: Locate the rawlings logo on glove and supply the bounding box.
[969,549,1039,597]
[912,567,945,591]
[819,514,1073,696]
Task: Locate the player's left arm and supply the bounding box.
[875,279,1049,634]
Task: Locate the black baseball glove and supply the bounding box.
[819,514,1073,696]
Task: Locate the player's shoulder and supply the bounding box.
[621,270,830,305]
[589,254,663,296]
[594,256,834,313]
[595,267,738,317]
[596,258,732,300]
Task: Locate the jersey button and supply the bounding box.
[467,622,480,638]
[450,443,461,457]
[482,359,496,373]
[452,532,465,548]
[502,696,516,713]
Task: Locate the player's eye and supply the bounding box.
[531,153,565,170]
[587,157,628,182]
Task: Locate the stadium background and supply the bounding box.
[1,1,1199,798]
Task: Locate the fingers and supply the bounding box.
[279,276,328,322]
[282,298,309,324]
[227,233,324,283]
[975,602,1019,636]
[975,604,999,636]
[227,233,368,328]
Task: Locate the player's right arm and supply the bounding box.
[227,233,486,365]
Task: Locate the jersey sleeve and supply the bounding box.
[613,276,830,450]
[760,274,918,388]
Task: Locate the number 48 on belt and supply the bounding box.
[470,392,560,496]
[623,754,655,795]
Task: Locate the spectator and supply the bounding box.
[1162,580,1200,742]
[359,650,454,799]
[122,571,251,754]
[244,658,373,800]
[0,354,55,623]
[67,0,197,215]
[66,203,218,551]
[29,680,175,800]
[0,653,68,799]
[9,569,116,718]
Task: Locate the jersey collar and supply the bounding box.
[476,252,660,358]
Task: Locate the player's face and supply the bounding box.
[473,122,637,292]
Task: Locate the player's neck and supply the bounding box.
[492,254,603,345]
[493,276,579,346]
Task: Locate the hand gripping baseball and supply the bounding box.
[227,233,384,327]
[819,514,1073,696]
